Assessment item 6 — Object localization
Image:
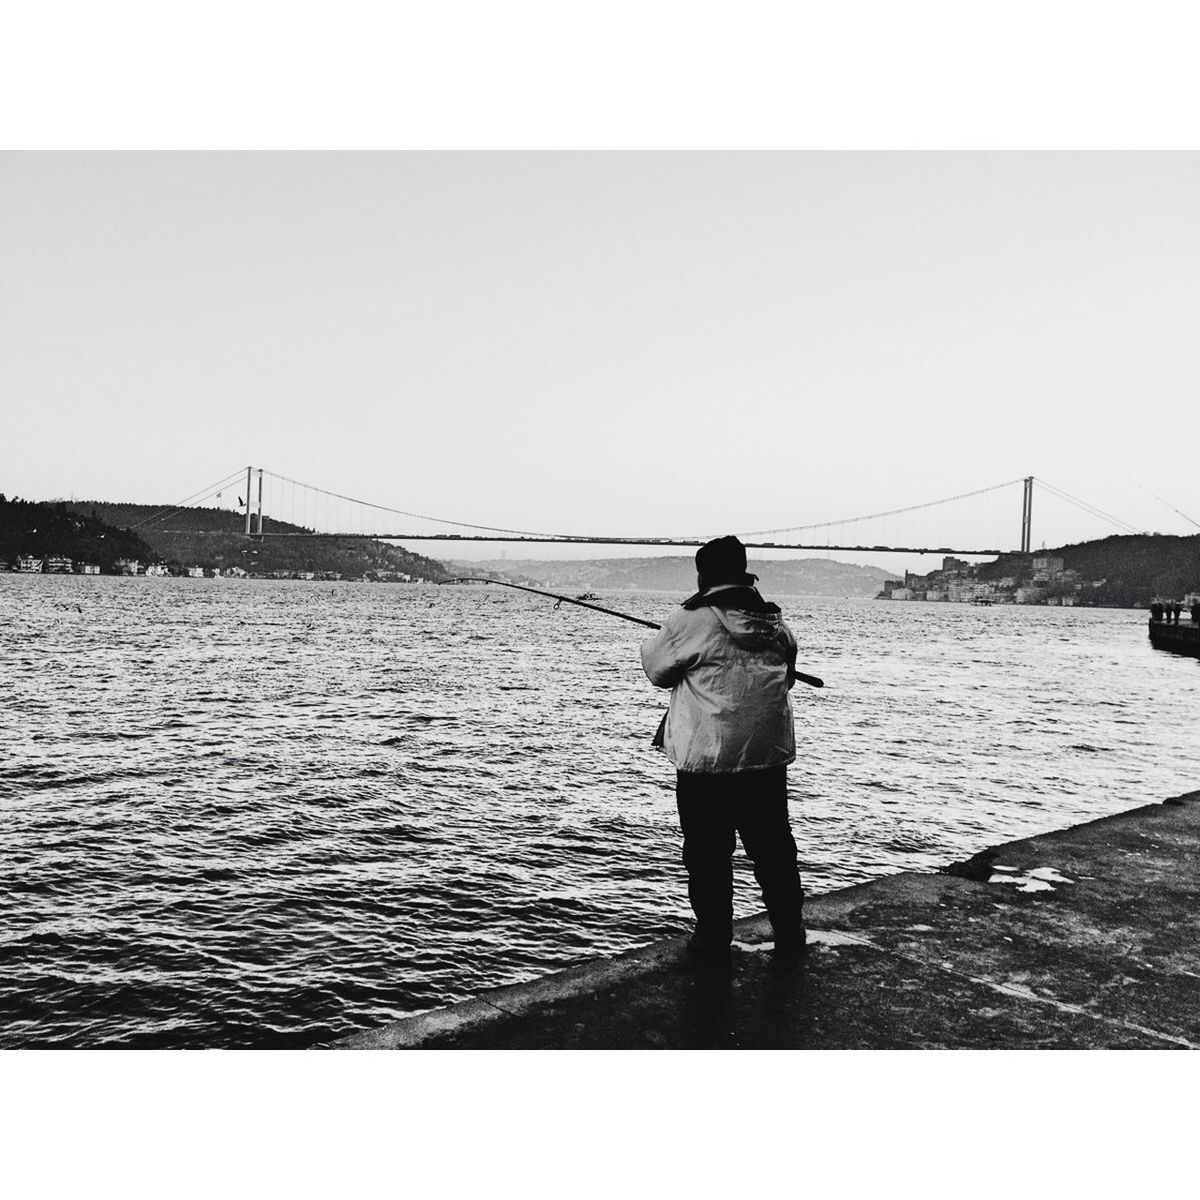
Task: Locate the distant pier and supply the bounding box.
[1149,618,1200,659]
[329,791,1200,1050]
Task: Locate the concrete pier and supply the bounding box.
[1149,618,1200,658]
[330,790,1200,1049]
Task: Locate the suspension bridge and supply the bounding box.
[129,468,1150,559]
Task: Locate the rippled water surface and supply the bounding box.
[3,575,1198,1048]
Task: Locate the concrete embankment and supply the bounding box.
[329,790,1200,1050]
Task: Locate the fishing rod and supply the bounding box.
[443,576,824,688]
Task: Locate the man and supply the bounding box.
[640,535,806,968]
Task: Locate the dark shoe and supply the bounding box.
[771,930,809,968]
[686,934,732,971]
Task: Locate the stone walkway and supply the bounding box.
[329,790,1200,1049]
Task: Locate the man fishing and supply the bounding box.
[640,535,807,969]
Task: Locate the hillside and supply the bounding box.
[1,496,154,571]
[60,501,452,581]
[448,555,895,597]
[980,533,1200,607]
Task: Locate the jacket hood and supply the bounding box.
[709,604,786,649]
[680,585,783,649]
[680,584,780,615]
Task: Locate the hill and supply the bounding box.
[1,496,154,571]
[448,555,894,597]
[56,501,452,581]
[980,533,1200,607]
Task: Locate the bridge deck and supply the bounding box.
[176,530,1010,556]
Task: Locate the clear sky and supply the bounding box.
[3,152,1198,573]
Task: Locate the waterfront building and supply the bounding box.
[1031,555,1066,583]
[115,559,140,575]
[145,564,170,577]
[44,556,73,574]
[1031,554,1065,573]
[77,563,101,575]
[17,556,43,573]
[947,580,992,603]
[185,566,205,578]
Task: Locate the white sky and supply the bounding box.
[4,151,1198,574]
[3,10,1199,579]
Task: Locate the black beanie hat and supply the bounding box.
[695,535,756,589]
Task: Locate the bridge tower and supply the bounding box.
[243,466,264,536]
[1020,475,1034,553]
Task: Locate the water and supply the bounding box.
[2,575,1198,1048]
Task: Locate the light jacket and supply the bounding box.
[640,585,798,774]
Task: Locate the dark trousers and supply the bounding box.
[675,766,805,950]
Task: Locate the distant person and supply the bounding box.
[1192,602,1200,626]
[1150,602,1164,623]
[640,535,806,969]
[1171,602,1183,625]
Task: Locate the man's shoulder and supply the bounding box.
[662,605,718,633]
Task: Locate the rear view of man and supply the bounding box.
[640,535,806,968]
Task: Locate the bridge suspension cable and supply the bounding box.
[1131,479,1200,532]
[128,467,248,531]
[260,469,1033,544]
[132,465,1151,554]
[732,478,1027,538]
[259,469,580,540]
[1034,479,1142,535]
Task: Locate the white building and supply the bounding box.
[1031,555,1065,573]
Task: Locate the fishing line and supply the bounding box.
[443,576,824,688]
